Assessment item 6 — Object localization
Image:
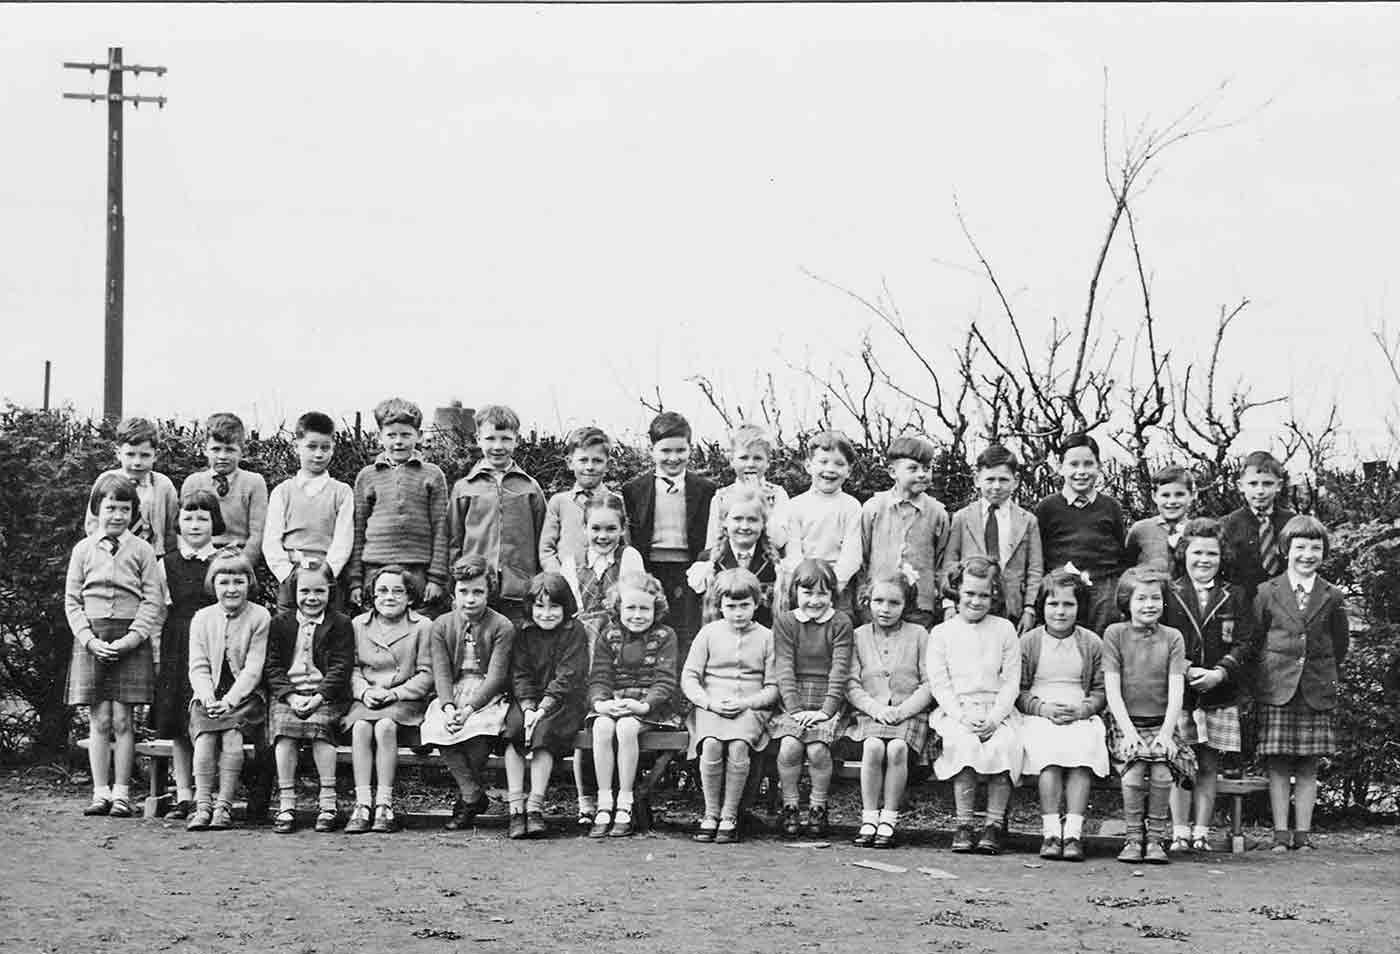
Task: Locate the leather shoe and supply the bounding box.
[588,810,613,839]
[274,809,297,835]
[508,812,528,840]
[83,798,112,817]
[714,821,740,844]
[186,805,213,831]
[692,818,718,843]
[1117,839,1144,863]
[167,800,194,821]
[1040,835,1063,859]
[803,805,829,837]
[209,803,234,830]
[780,806,801,837]
[1143,839,1170,864]
[1061,837,1085,861]
[977,824,1003,855]
[950,825,977,853]
[873,823,897,849]
[344,803,373,834]
[607,810,634,838]
[370,805,400,833]
[525,811,547,838]
[852,823,877,848]
[313,808,341,833]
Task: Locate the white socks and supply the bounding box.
[176,786,194,803]
[861,809,879,825]
[1063,814,1084,839]
[878,809,898,827]
[1173,823,1191,840]
[1192,824,1210,840]
[354,785,372,805]
[111,784,130,801]
[1043,813,1061,837]
[597,791,615,813]
[375,786,393,807]
[92,784,112,801]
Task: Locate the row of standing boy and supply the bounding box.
[64,404,1346,858]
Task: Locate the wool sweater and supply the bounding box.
[428,607,515,709]
[65,531,166,647]
[86,470,180,558]
[587,622,679,712]
[1034,491,1126,579]
[347,454,450,589]
[771,609,854,718]
[1016,625,1106,719]
[181,468,269,564]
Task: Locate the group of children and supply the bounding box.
[65,403,1348,861]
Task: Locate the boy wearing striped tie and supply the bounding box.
[1221,451,1295,604]
[180,412,269,565]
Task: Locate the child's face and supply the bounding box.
[957,573,994,623]
[96,496,133,536]
[454,577,490,618]
[1042,584,1078,634]
[650,436,691,478]
[868,582,906,629]
[1058,446,1100,496]
[204,438,243,476]
[116,441,156,480]
[477,424,519,471]
[297,431,334,476]
[379,423,420,463]
[724,501,764,551]
[372,573,410,619]
[806,448,852,495]
[618,586,655,634]
[569,445,609,490]
[796,583,833,618]
[585,507,624,553]
[720,594,756,629]
[731,443,771,483]
[1287,536,1325,579]
[295,574,331,618]
[178,507,215,549]
[888,457,931,497]
[532,592,564,630]
[1153,481,1193,523]
[213,571,250,613]
[1183,536,1221,586]
[1128,582,1164,627]
[1238,466,1282,512]
[977,465,1018,507]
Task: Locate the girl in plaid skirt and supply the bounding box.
[770,559,854,838]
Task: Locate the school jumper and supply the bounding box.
[844,621,933,755]
[681,618,777,758]
[586,621,682,730]
[1124,515,1184,576]
[187,602,271,735]
[347,453,450,597]
[1034,490,1126,634]
[768,608,853,746]
[181,468,270,565]
[263,471,355,609]
[64,530,165,705]
[86,469,180,559]
[420,608,515,746]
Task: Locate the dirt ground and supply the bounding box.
[2,771,1397,954]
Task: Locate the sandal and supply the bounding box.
[273,809,297,835]
[588,810,613,839]
[108,797,133,818]
[852,823,877,848]
[1168,836,1191,854]
[576,808,596,830]
[714,818,741,845]
[82,797,112,817]
[313,808,342,833]
[1191,835,1211,852]
[873,822,897,849]
[693,816,719,843]
[608,809,634,838]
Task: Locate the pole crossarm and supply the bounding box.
[62,92,168,107]
[63,61,167,76]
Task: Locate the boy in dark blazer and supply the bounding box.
[1220,451,1295,603]
[621,412,716,661]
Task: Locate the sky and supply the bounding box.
[3,3,1398,461]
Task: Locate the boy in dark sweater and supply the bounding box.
[1034,433,1125,634]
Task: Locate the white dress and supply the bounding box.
[1018,635,1110,776]
[927,616,1023,780]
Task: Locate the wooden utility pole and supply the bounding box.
[43,360,52,412]
[62,48,167,422]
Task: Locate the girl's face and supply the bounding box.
[1129,582,1164,626]
[796,583,833,618]
[617,587,655,634]
[454,577,490,618]
[731,444,771,482]
[532,592,565,630]
[1184,536,1222,586]
[868,582,906,629]
[373,573,410,620]
[585,507,624,554]
[96,496,133,536]
[720,594,756,629]
[295,574,331,618]
[214,571,250,613]
[178,507,215,549]
[957,573,994,623]
[724,501,764,551]
[1042,585,1078,634]
[1287,537,1325,578]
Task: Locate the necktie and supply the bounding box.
[1258,513,1277,575]
[213,473,230,497]
[984,506,1001,563]
[102,535,121,555]
[660,477,679,495]
[1196,585,1211,612]
[1295,584,1308,612]
[1072,494,1090,509]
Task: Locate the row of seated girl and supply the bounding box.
[68,474,1343,861]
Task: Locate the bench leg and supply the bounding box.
[144,754,170,819]
[1230,794,1245,853]
[635,752,675,833]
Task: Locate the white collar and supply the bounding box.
[296,612,324,628]
[178,540,217,560]
[294,470,331,491]
[1062,488,1098,506]
[1287,572,1317,595]
[586,547,619,574]
[655,471,686,489]
[731,544,755,566]
[792,606,836,624]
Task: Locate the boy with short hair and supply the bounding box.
[859,436,950,628]
[180,412,269,565]
[621,411,716,653]
[539,426,620,573]
[1221,451,1295,602]
[86,416,180,558]
[942,443,1043,631]
[1034,433,1127,634]
[777,430,863,608]
[347,397,450,611]
[703,423,791,557]
[262,411,355,614]
[1125,466,1196,575]
[447,404,547,624]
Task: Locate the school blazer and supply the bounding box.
[942,502,1044,619]
[263,610,356,704]
[621,472,717,563]
[1162,579,1254,710]
[1220,507,1296,600]
[1244,576,1349,710]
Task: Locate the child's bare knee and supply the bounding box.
[862,738,885,762]
[806,743,832,769]
[886,740,909,765]
[777,737,804,764]
[593,717,616,741]
[374,718,398,742]
[700,738,724,761]
[616,719,641,741]
[726,741,751,769]
[109,705,132,735]
[89,706,113,736]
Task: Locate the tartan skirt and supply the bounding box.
[268,695,348,743]
[769,678,847,745]
[189,695,266,737]
[1105,714,1197,787]
[843,712,930,761]
[1257,694,1335,757]
[1185,705,1244,754]
[66,619,154,706]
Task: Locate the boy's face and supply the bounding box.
[569,445,610,490]
[650,436,691,478]
[1238,466,1282,512]
[97,496,133,537]
[178,507,215,549]
[731,443,771,483]
[295,575,331,618]
[1058,446,1100,496]
[379,423,420,463]
[806,447,852,495]
[477,424,519,471]
[1183,536,1221,586]
[297,431,334,475]
[116,441,156,480]
[454,577,490,618]
[1153,481,1194,523]
[205,439,243,476]
[977,464,1018,507]
[1286,536,1325,579]
[887,457,931,497]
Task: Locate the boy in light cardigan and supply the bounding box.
[180,412,268,565]
[859,435,950,629]
[539,426,619,573]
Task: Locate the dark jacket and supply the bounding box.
[1163,577,1255,709]
[587,622,679,715]
[263,610,356,703]
[621,471,717,564]
[1239,575,1349,710]
[1220,506,1296,602]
